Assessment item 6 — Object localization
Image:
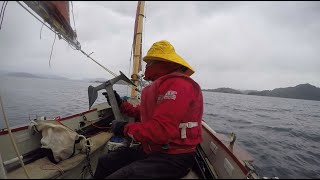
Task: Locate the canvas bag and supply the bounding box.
[30,120,90,164]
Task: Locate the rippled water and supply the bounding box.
[1,76,319,178]
[0,76,128,126]
[203,92,320,179]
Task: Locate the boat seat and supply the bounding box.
[6,132,113,179]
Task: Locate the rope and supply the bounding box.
[77,135,94,178]
[0,1,8,30]
[0,96,30,179]
[127,45,133,95]
[84,144,94,177]
[40,23,44,39]
[79,49,118,77]
[89,120,109,129]
[49,34,57,68]
[80,114,109,130]
[0,2,5,17]
[54,117,74,132]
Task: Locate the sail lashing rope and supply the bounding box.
[49,34,57,68]
[0,1,8,30]
[0,96,31,179]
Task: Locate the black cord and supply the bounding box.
[49,34,57,67]
[40,23,44,39]
[0,1,8,30]
[0,2,5,18]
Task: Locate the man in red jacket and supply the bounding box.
[94,40,203,179]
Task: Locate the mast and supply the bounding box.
[130,1,145,98]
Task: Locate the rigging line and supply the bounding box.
[67,39,77,50]
[0,1,8,30]
[49,34,57,68]
[79,50,117,77]
[127,46,133,95]
[80,48,137,91]
[0,2,4,14]
[126,47,139,93]
[0,1,7,20]
[40,23,44,39]
[0,1,5,19]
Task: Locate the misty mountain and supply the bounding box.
[38,74,69,80]
[84,78,129,85]
[203,83,320,101]
[83,78,109,83]
[240,90,259,95]
[248,83,320,101]
[203,87,243,94]
[4,72,69,80]
[6,72,46,79]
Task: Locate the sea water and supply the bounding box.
[0,76,319,178]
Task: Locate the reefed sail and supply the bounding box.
[130,1,145,97]
[23,1,80,49]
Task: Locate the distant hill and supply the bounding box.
[39,74,69,80]
[85,78,129,85]
[203,83,320,101]
[83,78,109,83]
[240,90,259,95]
[5,72,69,80]
[7,72,46,79]
[203,87,243,94]
[248,83,320,101]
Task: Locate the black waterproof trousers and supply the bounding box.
[93,147,195,179]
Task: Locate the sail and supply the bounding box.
[23,1,80,49]
[132,1,143,72]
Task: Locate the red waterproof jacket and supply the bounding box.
[122,72,203,154]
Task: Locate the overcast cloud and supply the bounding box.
[0,1,319,90]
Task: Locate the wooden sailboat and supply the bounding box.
[0,1,260,179]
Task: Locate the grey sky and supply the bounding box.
[0,1,319,90]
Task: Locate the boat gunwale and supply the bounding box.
[202,121,249,175]
[0,108,98,135]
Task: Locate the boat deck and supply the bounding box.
[5,130,201,179]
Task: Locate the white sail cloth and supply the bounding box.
[29,120,91,163]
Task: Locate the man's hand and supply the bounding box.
[102,90,125,107]
[111,120,128,136]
